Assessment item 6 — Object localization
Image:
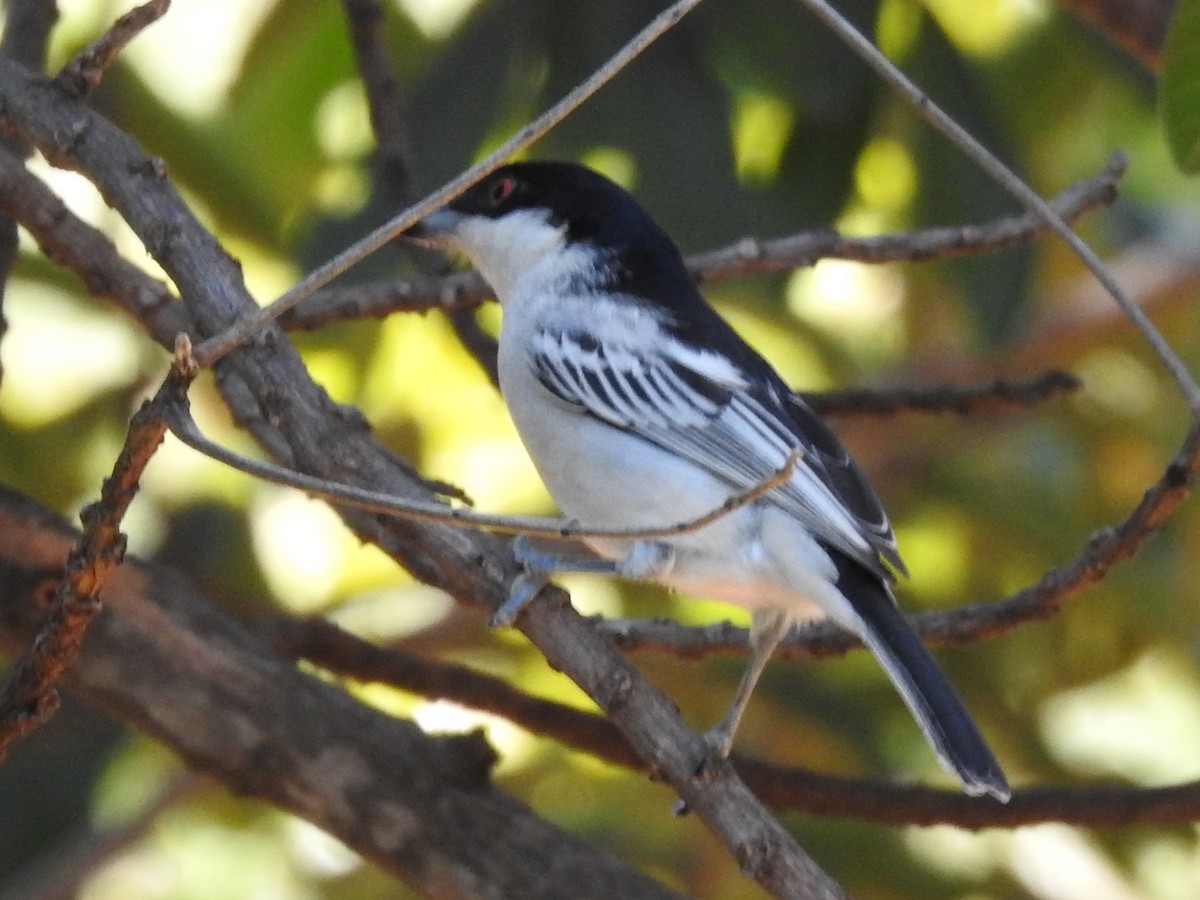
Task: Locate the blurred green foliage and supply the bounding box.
[1162,0,1200,172]
[3,0,1200,898]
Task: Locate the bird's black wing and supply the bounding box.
[529,320,903,578]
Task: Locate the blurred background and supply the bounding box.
[2,0,1200,897]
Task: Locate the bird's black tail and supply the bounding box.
[835,558,1010,801]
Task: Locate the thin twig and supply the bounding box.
[797,0,1200,412]
[165,391,801,541]
[0,367,189,760]
[337,0,502,384]
[688,151,1128,282]
[803,370,1082,418]
[339,0,417,206]
[56,0,171,98]
[190,0,708,369]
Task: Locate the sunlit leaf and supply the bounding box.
[1160,0,1200,173]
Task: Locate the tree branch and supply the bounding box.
[0,486,683,900]
[338,0,417,209]
[0,381,172,760]
[281,155,1126,330]
[802,370,1082,418]
[0,0,60,385]
[337,0,502,385]
[0,141,1079,425]
[264,615,1200,830]
[187,0,709,369]
[799,0,1200,411]
[55,0,170,98]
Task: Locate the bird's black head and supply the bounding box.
[449,161,670,251]
[419,161,690,304]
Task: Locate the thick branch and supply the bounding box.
[0,486,682,900]
[268,616,1200,830]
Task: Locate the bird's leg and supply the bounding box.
[702,608,792,759]
[492,536,676,627]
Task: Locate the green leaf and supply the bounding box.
[1160,0,1200,173]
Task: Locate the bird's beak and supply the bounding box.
[403,207,462,247]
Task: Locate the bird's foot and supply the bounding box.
[491,567,549,628]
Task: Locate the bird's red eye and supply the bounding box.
[488,176,516,206]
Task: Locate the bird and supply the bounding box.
[410,160,1010,801]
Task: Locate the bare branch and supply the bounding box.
[339,0,417,206]
[0,373,179,760]
[0,488,684,900]
[0,0,58,74]
[268,616,1200,831]
[798,0,1200,412]
[598,420,1200,660]
[55,0,170,98]
[804,370,1082,418]
[282,157,1126,330]
[687,152,1128,283]
[165,392,802,540]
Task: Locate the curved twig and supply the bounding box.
[164,393,802,541]
[798,0,1200,412]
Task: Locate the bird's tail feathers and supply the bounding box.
[838,563,1011,802]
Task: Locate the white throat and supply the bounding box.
[452,209,602,303]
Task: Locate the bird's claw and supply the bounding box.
[510,534,537,567]
[491,538,551,628]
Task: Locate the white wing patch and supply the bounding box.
[530,321,890,573]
